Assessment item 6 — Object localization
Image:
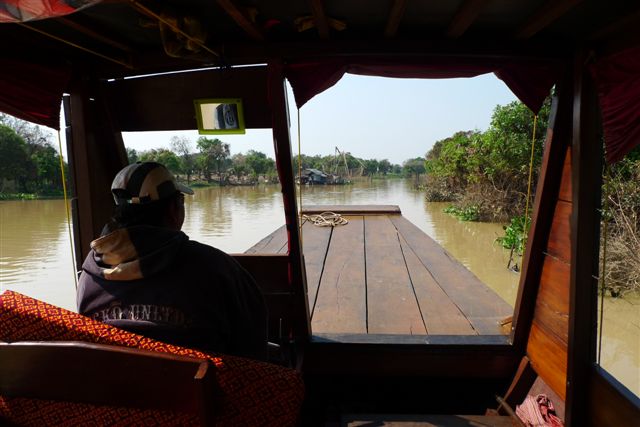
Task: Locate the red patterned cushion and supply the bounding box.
[0,291,304,426]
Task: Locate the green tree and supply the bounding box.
[29,144,61,192]
[138,148,181,173]
[363,159,379,176]
[170,136,196,183]
[127,147,139,164]
[196,137,230,184]
[230,153,250,180]
[0,125,30,192]
[378,159,391,175]
[245,150,274,177]
[403,157,426,180]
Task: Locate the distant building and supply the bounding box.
[299,168,328,184]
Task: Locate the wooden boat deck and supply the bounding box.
[246,205,512,336]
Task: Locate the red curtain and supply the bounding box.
[590,46,640,163]
[285,58,559,114]
[0,58,70,129]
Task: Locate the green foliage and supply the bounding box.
[496,215,529,255]
[424,99,551,221]
[127,147,139,164]
[402,157,426,177]
[0,120,67,196]
[196,137,230,183]
[443,204,481,222]
[0,125,30,189]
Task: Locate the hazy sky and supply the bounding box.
[115,72,517,165]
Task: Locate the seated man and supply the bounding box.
[77,161,267,360]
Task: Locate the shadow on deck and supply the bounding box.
[246,205,512,337]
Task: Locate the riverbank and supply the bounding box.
[0,192,64,201]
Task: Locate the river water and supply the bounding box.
[0,179,637,395]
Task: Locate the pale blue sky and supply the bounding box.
[107,73,517,165]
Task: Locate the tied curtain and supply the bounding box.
[590,46,640,163]
[0,58,70,130]
[284,58,559,115]
[285,54,640,164]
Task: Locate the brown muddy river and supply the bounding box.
[0,179,637,395]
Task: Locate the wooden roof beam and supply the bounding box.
[216,0,265,41]
[588,7,640,41]
[310,0,330,40]
[384,0,407,38]
[445,0,490,38]
[18,23,132,68]
[515,0,584,40]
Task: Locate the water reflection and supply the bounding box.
[0,199,77,311]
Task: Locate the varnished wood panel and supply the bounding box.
[534,255,570,342]
[558,148,573,203]
[527,322,567,401]
[232,254,289,291]
[546,199,572,262]
[588,367,640,427]
[365,216,426,334]
[244,225,288,254]
[390,216,511,334]
[301,220,333,315]
[232,254,293,342]
[399,235,477,335]
[305,339,517,378]
[511,94,568,351]
[312,216,367,334]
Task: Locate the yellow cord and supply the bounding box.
[297,108,303,244]
[57,130,79,290]
[522,114,538,259]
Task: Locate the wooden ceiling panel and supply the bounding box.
[216,0,265,41]
[515,0,584,40]
[310,0,330,39]
[384,0,407,38]
[446,0,491,38]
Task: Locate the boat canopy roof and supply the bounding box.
[1,0,639,161]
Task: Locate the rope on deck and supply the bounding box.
[301,212,349,227]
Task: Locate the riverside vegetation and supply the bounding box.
[423,99,640,296]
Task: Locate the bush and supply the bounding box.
[600,155,640,297]
[443,204,481,222]
[496,215,529,255]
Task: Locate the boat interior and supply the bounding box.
[1,1,640,425]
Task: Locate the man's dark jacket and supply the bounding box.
[77,225,267,360]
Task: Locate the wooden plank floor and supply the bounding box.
[246,206,512,336]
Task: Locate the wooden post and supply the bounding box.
[267,61,311,344]
[566,51,602,426]
[64,69,128,265]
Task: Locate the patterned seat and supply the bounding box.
[0,290,304,426]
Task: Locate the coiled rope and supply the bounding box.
[302,212,349,227]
